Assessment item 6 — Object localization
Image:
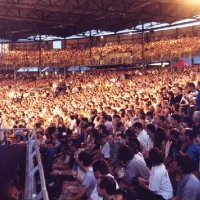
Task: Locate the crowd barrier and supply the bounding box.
[0,128,49,200]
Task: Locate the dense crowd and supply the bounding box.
[0,66,200,200]
[1,36,200,67]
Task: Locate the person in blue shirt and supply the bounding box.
[172,154,200,200]
[184,81,200,110]
[181,129,200,171]
[195,81,200,110]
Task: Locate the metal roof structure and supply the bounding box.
[0,0,200,40]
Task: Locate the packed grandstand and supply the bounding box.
[0,65,200,200]
[0,0,200,200]
[1,36,200,67]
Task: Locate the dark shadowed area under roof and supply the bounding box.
[0,0,200,40]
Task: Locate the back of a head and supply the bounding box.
[146,111,153,119]
[117,133,126,140]
[92,159,109,175]
[35,122,41,129]
[118,145,133,163]
[170,129,180,139]
[127,141,139,156]
[188,82,195,89]
[115,187,137,200]
[90,128,99,138]
[182,116,193,128]
[99,176,116,196]
[149,148,164,166]
[102,114,108,121]
[113,114,121,120]
[175,153,193,174]
[146,124,156,134]
[154,128,166,149]
[177,87,182,93]
[70,115,75,120]
[184,128,196,141]
[78,151,92,167]
[125,127,136,138]
[133,122,143,130]
[171,114,181,123]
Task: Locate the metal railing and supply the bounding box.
[0,128,49,200]
[25,130,49,200]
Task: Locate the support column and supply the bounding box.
[89,30,92,66]
[142,23,145,69]
[176,28,179,38]
[14,67,16,80]
[38,35,42,79]
[118,35,120,45]
[170,59,173,73]
[64,65,66,80]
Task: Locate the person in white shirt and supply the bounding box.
[145,124,156,151]
[70,115,77,131]
[98,134,111,159]
[90,159,119,200]
[133,122,149,150]
[139,148,173,200]
[102,114,113,134]
[0,122,4,143]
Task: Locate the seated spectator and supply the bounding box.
[170,114,181,130]
[172,154,200,200]
[181,116,193,129]
[98,134,111,160]
[155,115,167,131]
[154,128,167,152]
[114,187,137,200]
[180,129,200,171]
[145,111,154,124]
[118,145,150,186]
[174,87,183,104]
[145,124,156,151]
[90,159,119,200]
[133,122,149,151]
[61,151,97,200]
[97,176,117,200]
[139,148,173,200]
[165,129,182,164]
